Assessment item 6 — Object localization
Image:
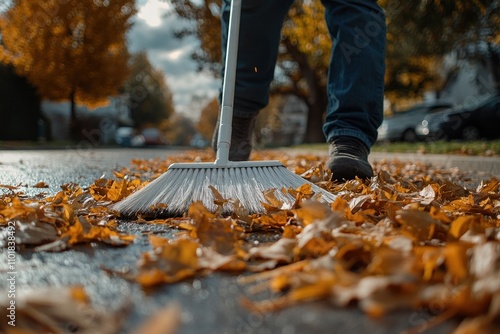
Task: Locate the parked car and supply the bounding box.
[140,127,165,146]
[377,101,453,142]
[115,127,164,147]
[115,127,135,147]
[416,94,500,141]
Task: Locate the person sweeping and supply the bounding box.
[213,0,386,181]
[113,0,338,217]
[114,0,386,217]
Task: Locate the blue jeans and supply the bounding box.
[221,0,386,148]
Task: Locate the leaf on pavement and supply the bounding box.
[0,286,127,334]
[33,181,49,188]
[136,237,199,288]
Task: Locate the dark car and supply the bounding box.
[377,101,453,142]
[417,94,500,141]
[140,127,166,146]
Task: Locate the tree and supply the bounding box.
[0,0,136,139]
[163,113,196,146]
[125,52,175,129]
[171,0,329,143]
[382,0,500,97]
[279,1,329,142]
[196,97,219,142]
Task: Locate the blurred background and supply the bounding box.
[0,0,498,148]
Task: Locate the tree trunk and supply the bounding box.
[303,98,327,143]
[489,43,500,94]
[69,87,79,141]
[282,38,327,143]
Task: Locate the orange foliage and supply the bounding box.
[0,0,136,106]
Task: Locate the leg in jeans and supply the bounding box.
[322,0,386,180]
[214,0,293,160]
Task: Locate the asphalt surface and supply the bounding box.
[2,147,498,333]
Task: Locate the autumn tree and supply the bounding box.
[382,0,500,100]
[196,97,219,142]
[125,52,175,130]
[0,0,136,139]
[171,0,329,143]
[280,2,329,142]
[162,113,196,146]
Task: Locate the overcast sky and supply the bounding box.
[129,0,219,120]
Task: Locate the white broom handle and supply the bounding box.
[216,0,241,165]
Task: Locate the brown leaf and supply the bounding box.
[248,237,296,264]
[0,286,127,334]
[395,209,448,242]
[33,181,49,188]
[136,237,199,288]
[294,200,331,226]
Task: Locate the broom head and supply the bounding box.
[112,160,336,218]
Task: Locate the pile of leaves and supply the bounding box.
[1,149,499,333]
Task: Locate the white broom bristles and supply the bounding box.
[112,161,336,218]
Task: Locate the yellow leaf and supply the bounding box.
[450,216,477,240]
[444,243,471,282]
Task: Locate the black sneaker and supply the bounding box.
[327,137,374,181]
[212,115,257,161]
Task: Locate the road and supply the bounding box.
[0,148,461,334]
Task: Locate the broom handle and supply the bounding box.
[216,0,242,165]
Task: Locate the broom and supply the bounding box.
[112,0,336,217]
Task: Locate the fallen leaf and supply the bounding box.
[0,286,128,334]
[132,304,181,334]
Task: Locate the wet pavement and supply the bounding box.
[0,148,464,333]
